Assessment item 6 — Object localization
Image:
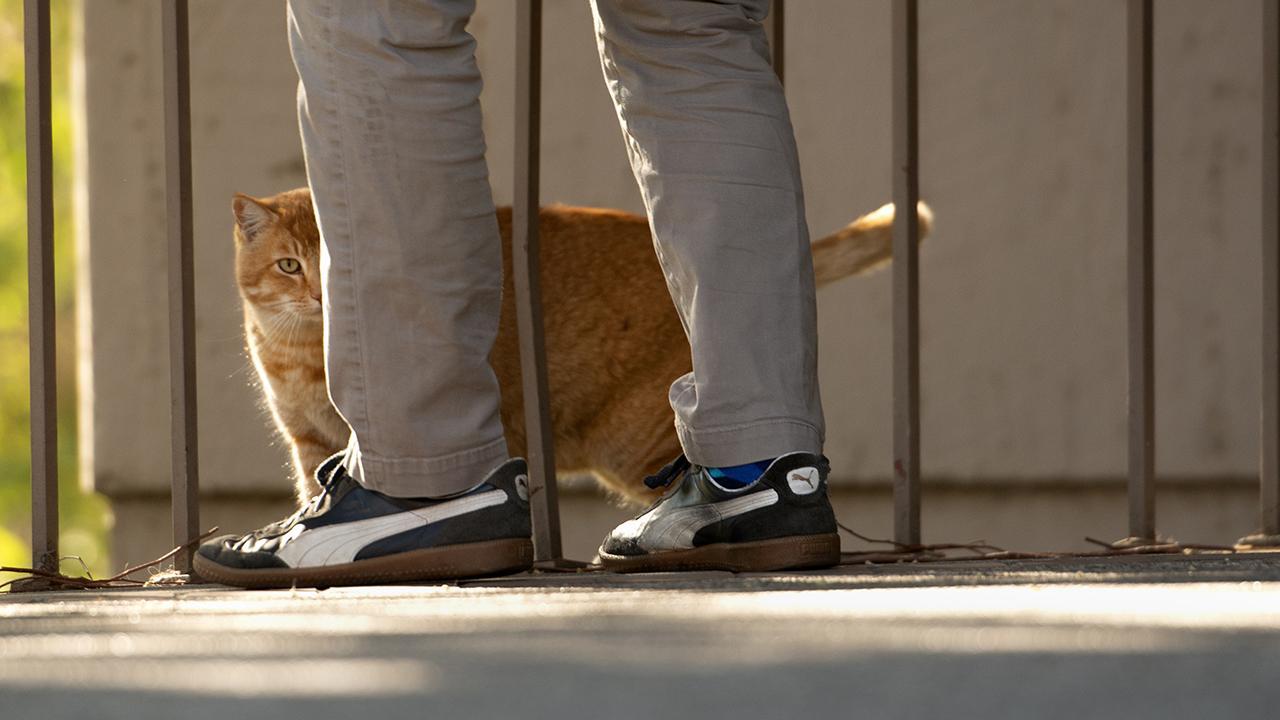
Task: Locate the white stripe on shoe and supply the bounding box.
[612,489,779,552]
[274,489,508,568]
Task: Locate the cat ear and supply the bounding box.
[232,193,277,241]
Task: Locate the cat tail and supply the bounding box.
[810,201,934,287]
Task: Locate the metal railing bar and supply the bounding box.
[1258,0,1280,542]
[771,0,784,84]
[891,0,922,546]
[24,0,58,574]
[1126,0,1156,542]
[161,0,199,573]
[513,0,563,564]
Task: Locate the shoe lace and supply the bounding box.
[303,455,347,510]
[272,455,346,529]
[227,454,349,548]
[643,454,691,490]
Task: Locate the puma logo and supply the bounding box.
[786,467,820,495]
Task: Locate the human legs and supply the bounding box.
[195,0,533,587]
[590,0,825,468]
[290,0,508,498]
[591,0,838,571]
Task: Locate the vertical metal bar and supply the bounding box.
[162,0,199,572]
[891,0,921,546]
[1126,0,1156,542]
[1258,0,1280,541]
[24,0,58,574]
[771,0,785,84]
[513,0,563,564]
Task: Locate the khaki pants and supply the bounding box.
[288,0,824,497]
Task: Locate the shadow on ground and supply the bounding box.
[2,554,1278,719]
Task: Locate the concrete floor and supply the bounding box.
[3,554,1280,719]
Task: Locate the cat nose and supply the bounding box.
[310,291,322,302]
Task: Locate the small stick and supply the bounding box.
[836,522,1245,566]
[837,521,1007,555]
[1,527,219,592]
[100,527,219,583]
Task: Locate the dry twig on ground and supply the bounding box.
[0,527,219,592]
[837,522,1244,565]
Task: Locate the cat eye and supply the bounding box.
[277,258,302,275]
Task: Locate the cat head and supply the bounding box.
[231,188,323,324]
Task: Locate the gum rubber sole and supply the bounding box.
[193,537,534,589]
[598,533,841,574]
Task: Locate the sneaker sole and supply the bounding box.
[598,533,840,574]
[193,537,534,589]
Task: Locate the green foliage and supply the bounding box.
[0,0,111,588]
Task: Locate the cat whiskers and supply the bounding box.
[253,310,309,356]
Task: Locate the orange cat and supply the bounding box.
[232,189,933,505]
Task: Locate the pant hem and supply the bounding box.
[675,418,823,467]
[348,436,510,498]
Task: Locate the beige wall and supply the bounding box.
[79,1,1267,559]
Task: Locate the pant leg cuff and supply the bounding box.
[347,436,510,498]
[675,418,823,467]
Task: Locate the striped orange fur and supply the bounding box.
[232,188,932,506]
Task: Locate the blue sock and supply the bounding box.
[706,459,775,489]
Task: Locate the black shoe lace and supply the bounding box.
[302,453,349,511]
[265,454,346,531]
[226,453,350,549]
[643,454,692,490]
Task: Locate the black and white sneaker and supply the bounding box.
[598,452,841,573]
[194,454,533,588]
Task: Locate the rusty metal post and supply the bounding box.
[892,0,922,546]
[1125,0,1156,544]
[513,0,564,565]
[24,0,58,575]
[1241,0,1280,548]
[162,0,200,572]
